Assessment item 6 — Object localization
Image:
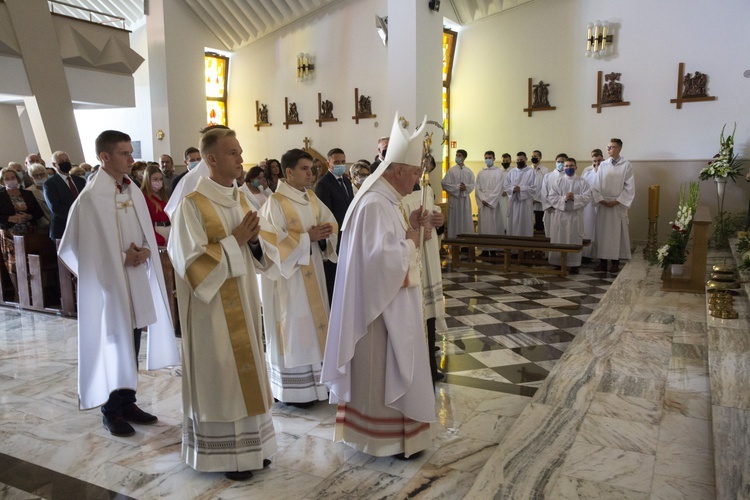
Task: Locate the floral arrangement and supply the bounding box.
[699,123,744,182]
[655,182,700,269]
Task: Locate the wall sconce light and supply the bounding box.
[375,15,388,46]
[585,20,614,58]
[296,53,315,82]
[156,129,165,141]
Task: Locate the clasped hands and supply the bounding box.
[599,199,620,207]
[232,210,262,246]
[407,207,440,247]
[7,212,32,224]
[124,242,150,267]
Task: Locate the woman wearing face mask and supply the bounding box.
[140,165,170,246]
[0,167,46,293]
[241,166,270,210]
[349,162,371,194]
[26,163,51,229]
[264,158,283,192]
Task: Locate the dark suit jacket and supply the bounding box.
[43,173,86,239]
[314,171,354,228]
[0,188,45,226]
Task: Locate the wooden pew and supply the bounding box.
[13,234,61,314]
[55,239,77,317]
[443,234,588,276]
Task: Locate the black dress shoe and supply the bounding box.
[286,401,315,409]
[570,267,580,274]
[102,415,135,437]
[393,451,422,461]
[594,262,608,272]
[224,470,253,481]
[123,404,158,425]
[263,459,272,468]
[432,372,445,382]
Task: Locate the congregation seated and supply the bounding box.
[26,163,51,230]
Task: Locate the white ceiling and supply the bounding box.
[50,0,539,51]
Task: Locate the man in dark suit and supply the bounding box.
[368,136,389,173]
[43,150,87,240]
[314,147,354,303]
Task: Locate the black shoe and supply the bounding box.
[432,372,445,382]
[594,262,608,272]
[263,459,272,468]
[224,470,253,481]
[570,267,580,275]
[582,257,592,265]
[123,404,158,425]
[286,401,315,409]
[433,346,439,352]
[102,415,135,437]
[394,451,423,461]
[609,263,620,273]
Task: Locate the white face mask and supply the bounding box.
[34,179,46,187]
[151,181,163,192]
[4,179,19,190]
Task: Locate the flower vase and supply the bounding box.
[715,177,727,199]
[670,264,684,276]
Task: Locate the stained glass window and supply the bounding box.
[205,53,229,126]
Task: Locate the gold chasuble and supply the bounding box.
[270,190,336,358]
[185,191,271,416]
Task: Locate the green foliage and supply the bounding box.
[711,211,747,250]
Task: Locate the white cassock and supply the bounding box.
[498,166,513,234]
[475,166,505,236]
[168,177,281,473]
[592,157,635,261]
[503,166,538,237]
[402,184,446,329]
[260,181,338,403]
[532,165,549,212]
[540,170,564,238]
[58,171,180,410]
[321,178,435,458]
[441,164,475,238]
[164,160,209,219]
[581,166,598,258]
[547,174,593,267]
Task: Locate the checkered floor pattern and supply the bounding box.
[436,262,616,397]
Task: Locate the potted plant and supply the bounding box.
[655,182,700,275]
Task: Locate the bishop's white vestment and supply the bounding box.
[547,174,593,267]
[168,177,281,473]
[59,170,180,410]
[592,157,635,261]
[503,166,538,237]
[475,166,506,236]
[260,181,338,403]
[321,178,435,458]
[441,164,475,238]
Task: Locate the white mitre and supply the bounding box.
[341,111,427,231]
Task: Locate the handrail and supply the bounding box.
[47,0,127,29]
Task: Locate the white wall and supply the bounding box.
[0,104,32,165]
[229,0,389,164]
[449,0,750,240]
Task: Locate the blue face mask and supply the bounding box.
[485,159,493,167]
[188,160,200,170]
[251,180,260,188]
[456,157,464,165]
[556,162,564,171]
[333,164,347,177]
[565,167,576,176]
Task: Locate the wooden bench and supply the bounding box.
[13,234,61,314]
[443,234,589,277]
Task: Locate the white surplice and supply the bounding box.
[592,157,635,260]
[321,178,435,458]
[260,181,338,403]
[58,171,180,410]
[540,169,564,238]
[547,174,593,267]
[581,166,599,258]
[168,177,278,473]
[503,166,538,237]
[532,164,549,211]
[475,165,506,236]
[441,164,475,238]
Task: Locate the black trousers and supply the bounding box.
[101,328,142,418]
[427,318,438,380]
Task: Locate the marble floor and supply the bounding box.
[0,250,725,499]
